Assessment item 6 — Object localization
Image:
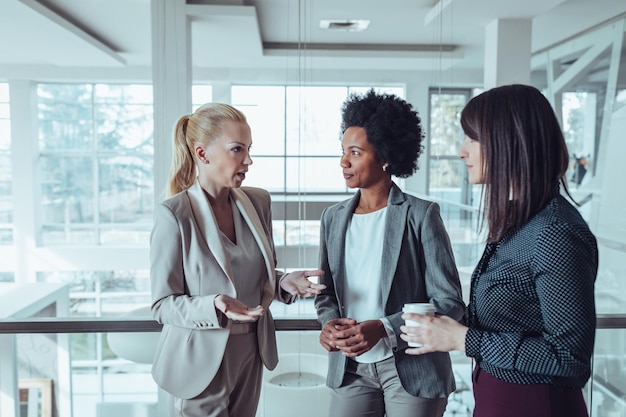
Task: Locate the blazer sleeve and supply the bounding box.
[150,202,225,330]
[419,203,466,321]
[388,202,466,336]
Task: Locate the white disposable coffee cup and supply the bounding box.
[402,303,436,347]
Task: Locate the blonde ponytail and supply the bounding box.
[165,103,247,197]
[167,115,196,196]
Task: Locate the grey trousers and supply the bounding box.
[330,356,448,417]
[169,332,262,417]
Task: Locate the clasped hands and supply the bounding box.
[319,318,386,358]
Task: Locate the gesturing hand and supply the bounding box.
[214,294,264,322]
[280,269,326,297]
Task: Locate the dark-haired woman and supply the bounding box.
[401,84,598,417]
[314,89,465,417]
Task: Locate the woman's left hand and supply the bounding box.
[280,269,326,297]
[400,313,468,355]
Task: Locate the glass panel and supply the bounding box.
[38,84,94,152]
[0,82,8,100]
[37,83,155,245]
[0,154,12,224]
[285,86,345,156]
[429,92,466,156]
[429,90,472,214]
[38,271,97,294]
[93,84,153,104]
[590,328,626,416]
[429,158,466,192]
[0,103,9,121]
[283,219,320,246]
[0,271,15,282]
[0,119,11,150]
[40,227,96,245]
[233,85,286,156]
[192,84,213,110]
[4,323,624,417]
[98,156,153,224]
[562,91,597,188]
[40,156,94,224]
[595,244,626,314]
[99,228,150,245]
[239,156,285,191]
[617,89,626,108]
[285,157,345,192]
[0,84,12,245]
[0,229,13,244]
[37,270,151,316]
[95,103,153,152]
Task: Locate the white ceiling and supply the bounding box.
[0,0,625,76]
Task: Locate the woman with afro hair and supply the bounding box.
[314,89,465,417]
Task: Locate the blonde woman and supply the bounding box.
[150,103,325,417]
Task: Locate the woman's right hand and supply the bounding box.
[400,313,468,355]
[214,294,265,322]
[319,318,357,352]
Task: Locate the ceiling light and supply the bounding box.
[319,19,370,32]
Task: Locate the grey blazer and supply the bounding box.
[150,181,293,399]
[314,183,466,398]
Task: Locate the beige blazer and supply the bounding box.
[150,180,293,399]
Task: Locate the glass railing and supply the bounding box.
[0,308,625,417]
[1,188,624,417]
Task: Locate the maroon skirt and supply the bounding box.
[472,366,589,417]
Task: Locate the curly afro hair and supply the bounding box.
[340,89,424,178]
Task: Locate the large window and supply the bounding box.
[231,85,404,248]
[427,88,482,268]
[37,84,154,245]
[232,85,404,194]
[0,82,12,245]
[192,84,213,110]
[428,90,467,194]
[562,91,597,188]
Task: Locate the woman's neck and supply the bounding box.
[199,180,230,208]
[356,182,392,213]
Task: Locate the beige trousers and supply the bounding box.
[169,332,262,417]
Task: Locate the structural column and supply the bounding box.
[151,0,192,203]
[483,19,532,89]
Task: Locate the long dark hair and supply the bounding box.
[460,84,571,242]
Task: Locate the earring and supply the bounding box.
[382,164,388,172]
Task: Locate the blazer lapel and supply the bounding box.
[380,184,408,308]
[231,188,276,302]
[187,180,234,280]
[328,192,360,304]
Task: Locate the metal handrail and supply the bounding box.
[0,314,623,334]
[0,317,321,333]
